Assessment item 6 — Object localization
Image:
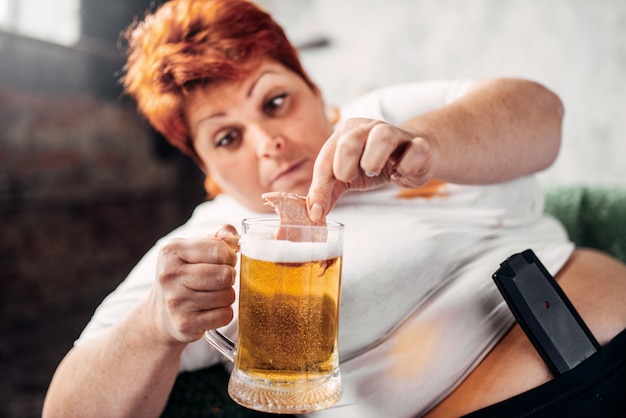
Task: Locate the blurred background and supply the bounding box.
[1,0,624,416]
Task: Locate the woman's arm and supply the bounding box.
[43,300,187,417]
[42,227,239,417]
[406,78,563,185]
[306,78,564,222]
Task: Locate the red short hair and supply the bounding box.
[122,0,316,160]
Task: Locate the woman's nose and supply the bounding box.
[254,124,285,157]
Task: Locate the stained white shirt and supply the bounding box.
[76,80,574,417]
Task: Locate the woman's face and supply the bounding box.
[185,59,333,212]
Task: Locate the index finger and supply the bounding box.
[212,224,240,253]
[306,135,349,222]
[162,234,238,267]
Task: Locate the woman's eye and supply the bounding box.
[264,93,287,115]
[215,130,240,148]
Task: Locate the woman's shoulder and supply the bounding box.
[169,194,255,239]
[339,79,474,125]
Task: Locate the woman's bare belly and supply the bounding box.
[424,248,626,417]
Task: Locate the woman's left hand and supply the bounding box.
[306,117,437,222]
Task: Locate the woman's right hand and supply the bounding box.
[307,118,436,222]
[149,224,239,345]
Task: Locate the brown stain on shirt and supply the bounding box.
[395,179,449,200]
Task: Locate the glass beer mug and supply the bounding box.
[204,217,344,414]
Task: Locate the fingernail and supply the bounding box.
[365,171,378,177]
[310,203,324,222]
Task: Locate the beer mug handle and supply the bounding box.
[203,330,236,363]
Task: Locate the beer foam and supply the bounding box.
[241,238,342,263]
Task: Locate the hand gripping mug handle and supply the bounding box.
[204,330,236,363]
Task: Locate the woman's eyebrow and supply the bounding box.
[205,111,226,120]
[247,70,277,98]
[194,111,227,132]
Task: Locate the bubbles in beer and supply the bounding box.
[237,254,342,382]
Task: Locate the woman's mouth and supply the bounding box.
[271,159,308,186]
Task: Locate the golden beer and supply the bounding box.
[237,254,342,382]
[220,218,344,414]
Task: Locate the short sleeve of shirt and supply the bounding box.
[339,79,474,125]
[73,195,252,371]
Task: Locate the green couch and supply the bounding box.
[544,184,626,263]
[162,184,626,418]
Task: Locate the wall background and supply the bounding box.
[1,2,204,416]
[261,0,626,186]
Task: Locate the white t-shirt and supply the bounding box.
[76,80,574,417]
